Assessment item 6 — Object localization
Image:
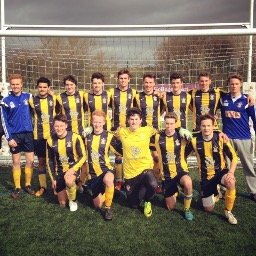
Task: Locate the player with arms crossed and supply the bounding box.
[46,114,86,211]
[85,110,121,220]
[186,114,238,224]
[1,74,34,198]
[29,77,58,196]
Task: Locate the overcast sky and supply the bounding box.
[1,0,255,27]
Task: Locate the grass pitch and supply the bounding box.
[0,166,255,256]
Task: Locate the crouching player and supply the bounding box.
[115,108,158,217]
[150,112,194,220]
[46,114,86,211]
[85,110,121,220]
[186,114,238,224]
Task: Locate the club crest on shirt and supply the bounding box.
[66,141,72,147]
[76,97,80,104]
[181,97,186,103]
[24,99,28,105]
[102,97,107,104]
[49,100,53,107]
[175,139,180,146]
[131,146,141,158]
[210,94,215,101]
[213,146,218,152]
[101,138,106,145]
[10,102,15,108]
[237,102,243,108]
[153,96,157,101]
[128,93,132,99]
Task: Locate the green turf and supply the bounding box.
[0,167,255,256]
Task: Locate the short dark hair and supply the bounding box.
[63,75,77,85]
[170,72,184,83]
[54,114,68,124]
[227,74,243,84]
[164,112,178,122]
[127,107,142,119]
[91,72,105,83]
[199,114,215,125]
[37,77,51,87]
[198,71,212,80]
[143,73,156,81]
[118,69,131,78]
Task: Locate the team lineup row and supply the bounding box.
[0,70,255,223]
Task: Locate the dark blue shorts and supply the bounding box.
[200,169,229,198]
[87,171,112,199]
[162,171,189,198]
[10,132,34,154]
[34,139,47,157]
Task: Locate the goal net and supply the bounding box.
[2,35,256,93]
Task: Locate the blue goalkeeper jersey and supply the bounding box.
[220,93,256,139]
[1,91,33,141]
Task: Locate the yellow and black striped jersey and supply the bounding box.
[29,95,58,140]
[46,131,86,181]
[135,91,163,129]
[109,87,137,130]
[115,126,156,179]
[85,130,121,179]
[56,91,85,135]
[163,91,191,129]
[189,88,222,131]
[186,131,238,181]
[150,129,189,180]
[84,90,111,130]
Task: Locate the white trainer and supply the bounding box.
[69,200,78,212]
[224,210,237,225]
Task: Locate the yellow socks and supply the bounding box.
[184,194,193,210]
[66,184,77,201]
[24,167,33,187]
[225,188,236,211]
[104,186,114,208]
[12,168,21,189]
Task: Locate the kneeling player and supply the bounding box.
[151,112,194,220]
[186,114,238,224]
[85,110,121,220]
[46,114,86,211]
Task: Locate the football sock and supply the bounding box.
[38,173,47,189]
[25,167,33,186]
[225,188,236,211]
[12,168,21,189]
[105,186,114,208]
[184,194,193,210]
[66,184,77,201]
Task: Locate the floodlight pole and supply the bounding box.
[1,0,6,84]
[247,0,254,83]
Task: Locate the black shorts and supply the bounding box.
[34,139,47,158]
[162,171,189,198]
[10,132,34,154]
[200,169,229,198]
[87,171,112,199]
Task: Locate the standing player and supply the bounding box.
[189,71,222,132]
[84,72,111,131]
[29,77,58,196]
[109,69,137,190]
[56,75,85,135]
[220,74,256,202]
[1,74,34,198]
[85,110,121,220]
[163,73,191,129]
[150,112,194,220]
[186,114,238,224]
[135,73,163,129]
[46,114,86,211]
[115,107,158,217]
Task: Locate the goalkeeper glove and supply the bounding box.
[82,126,93,138]
[179,127,192,141]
